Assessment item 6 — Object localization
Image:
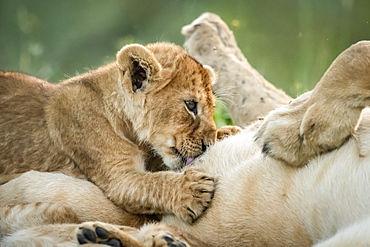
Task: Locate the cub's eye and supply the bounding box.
[185,100,198,115]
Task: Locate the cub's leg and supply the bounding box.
[255,41,370,167]
[76,222,190,247]
[101,167,215,224]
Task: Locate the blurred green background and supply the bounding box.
[1,0,370,126]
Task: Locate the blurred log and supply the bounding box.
[182,13,292,126]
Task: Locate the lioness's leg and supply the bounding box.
[255,41,370,167]
[0,224,78,247]
[0,171,150,227]
[314,216,370,247]
[76,222,193,247]
[0,202,78,238]
[76,222,145,247]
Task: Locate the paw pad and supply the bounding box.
[77,225,122,247]
[162,233,187,247]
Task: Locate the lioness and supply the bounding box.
[1,42,370,246]
[0,42,222,227]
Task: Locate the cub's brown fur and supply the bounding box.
[0,42,218,225]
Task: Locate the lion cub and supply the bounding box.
[0,42,217,224]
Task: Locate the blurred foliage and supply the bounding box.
[1,0,370,127]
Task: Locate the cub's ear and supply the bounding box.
[116,44,162,92]
[203,65,216,85]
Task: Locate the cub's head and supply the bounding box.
[116,42,217,170]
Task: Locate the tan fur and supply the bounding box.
[2,40,370,247]
[255,40,370,167]
[0,42,219,224]
[182,13,292,126]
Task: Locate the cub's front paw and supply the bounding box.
[216,125,242,140]
[76,222,144,247]
[174,168,215,223]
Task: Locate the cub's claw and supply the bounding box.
[175,168,215,223]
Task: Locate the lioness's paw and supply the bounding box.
[255,92,312,167]
[76,222,143,247]
[216,125,242,140]
[256,41,370,167]
[255,85,362,167]
[175,168,215,223]
[139,223,189,247]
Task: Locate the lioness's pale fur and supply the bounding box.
[256,41,370,167]
[0,42,221,226]
[1,41,370,247]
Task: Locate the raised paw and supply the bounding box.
[76,222,144,247]
[138,223,190,247]
[254,92,312,167]
[255,90,350,167]
[216,125,242,140]
[174,168,215,223]
[255,41,370,167]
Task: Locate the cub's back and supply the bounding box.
[0,73,75,180]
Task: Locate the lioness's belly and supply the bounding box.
[163,128,370,246]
